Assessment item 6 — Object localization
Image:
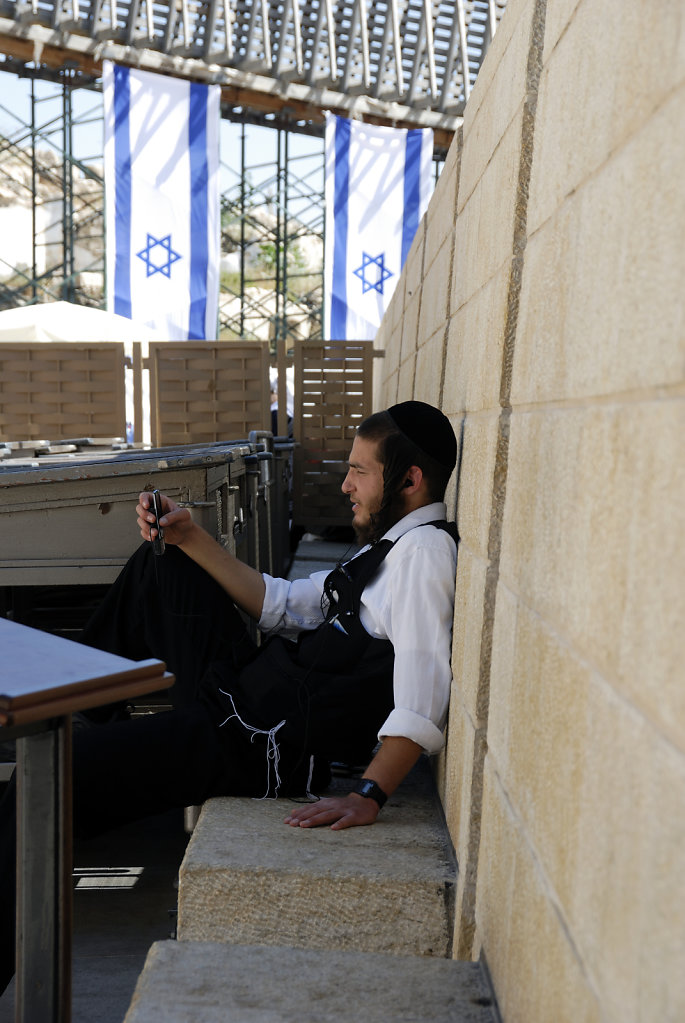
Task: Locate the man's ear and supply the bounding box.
[401,466,424,493]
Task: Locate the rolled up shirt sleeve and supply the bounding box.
[374,534,457,755]
[258,570,330,638]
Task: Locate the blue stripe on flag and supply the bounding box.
[188,82,209,339]
[401,129,423,268]
[331,116,351,340]
[113,65,132,319]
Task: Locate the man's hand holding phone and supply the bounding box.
[136,489,266,620]
[137,490,193,551]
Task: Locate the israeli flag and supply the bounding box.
[103,62,220,340]
[324,114,433,341]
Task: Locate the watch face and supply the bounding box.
[355,779,387,807]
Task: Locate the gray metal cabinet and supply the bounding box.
[0,442,253,587]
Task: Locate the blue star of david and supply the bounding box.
[352,252,394,295]
[136,233,182,278]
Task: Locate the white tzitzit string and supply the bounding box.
[218,690,286,799]
[305,754,316,801]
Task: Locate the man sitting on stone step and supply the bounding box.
[0,400,458,991]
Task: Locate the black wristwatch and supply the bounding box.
[352,778,388,809]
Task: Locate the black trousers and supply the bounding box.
[81,541,258,710]
[0,544,283,992]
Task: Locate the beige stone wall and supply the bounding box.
[374,0,685,1020]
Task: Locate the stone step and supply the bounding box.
[177,758,456,957]
[123,941,498,1023]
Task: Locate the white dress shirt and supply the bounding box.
[259,502,457,754]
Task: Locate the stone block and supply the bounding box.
[614,413,685,738]
[529,0,685,234]
[460,0,533,144]
[403,218,426,307]
[442,696,477,861]
[476,761,603,1023]
[124,942,498,1023]
[488,595,594,914]
[371,325,397,410]
[377,351,395,397]
[451,721,488,963]
[459,0,536,208]
[418,236,452,346]
[445,262,509,413]
[424,131,460,261]
[177,762,455,958]
[414,332,446,408]
[387,267,406,335]
[486,581,517,765]
[499,402,685,748]
[455,411,499,557]
[572,683,685,1022]
[371,358,385,414]
[377,370,398,410]
[442,411,463,522]
[632,740,685,1022]
[488,594,685,1021]
[399,291,421,364]
[517,84,685,403]
[451,113,521,312]
[372,314,389,366]
[396,352,416,401]
[542,0,582,57]
[450,544,489,725]
[440,121,463,183]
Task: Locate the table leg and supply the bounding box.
[15,717,72,1023]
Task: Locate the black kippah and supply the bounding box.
[386,401,457,472]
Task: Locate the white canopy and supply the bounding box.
[0,301,165,342]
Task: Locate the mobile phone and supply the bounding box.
[150,489,166,556]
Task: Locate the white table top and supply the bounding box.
[0,617,171,727]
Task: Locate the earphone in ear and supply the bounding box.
[402,478,412,489]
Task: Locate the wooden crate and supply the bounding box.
[148,341,270,446]
[0,342,127,442]
[292,340,374,529]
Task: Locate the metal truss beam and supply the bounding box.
[0,1,507,138]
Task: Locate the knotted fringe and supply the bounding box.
[218,690,286,799]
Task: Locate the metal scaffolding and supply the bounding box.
[0,1,507,132]
[218,119,325,344]
[0,67,104,308]
[0,0,507,336]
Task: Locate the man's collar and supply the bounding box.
[380,502,448,544]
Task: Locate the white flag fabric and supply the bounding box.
[103,62,220,340]
[324,114,433,341]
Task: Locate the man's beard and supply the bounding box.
[352,517,375,545]
[353,491,406,545]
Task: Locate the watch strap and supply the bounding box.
[352,777,388,808]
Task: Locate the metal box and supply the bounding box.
[0,441,253,587]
